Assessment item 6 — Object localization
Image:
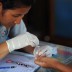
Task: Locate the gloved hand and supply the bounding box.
[6,32,39,52]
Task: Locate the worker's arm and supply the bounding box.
[18,45,34,54]
[0,42,9,59]
[34,56,72,72]
[0,32,39,59]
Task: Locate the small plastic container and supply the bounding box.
[33,45,57,57]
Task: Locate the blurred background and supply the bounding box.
[23,0,72,47]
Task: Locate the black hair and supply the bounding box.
[0,0,35,9]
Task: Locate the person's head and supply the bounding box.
[0,0,35,28]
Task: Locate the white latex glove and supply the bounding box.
[6,32,39,52]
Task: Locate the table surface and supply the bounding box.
[36,41,72,72]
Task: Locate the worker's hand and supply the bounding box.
[34,55,58,68]
[35,56,72,72]
[6,32,39,52]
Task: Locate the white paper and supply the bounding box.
[0,51,39,72]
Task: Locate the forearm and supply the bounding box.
[18,45,34,54]
[0,42,9,59]
[55,62,72,72]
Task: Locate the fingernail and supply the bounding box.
[35,57,37,59]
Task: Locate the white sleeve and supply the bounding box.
[10,20,27,37]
